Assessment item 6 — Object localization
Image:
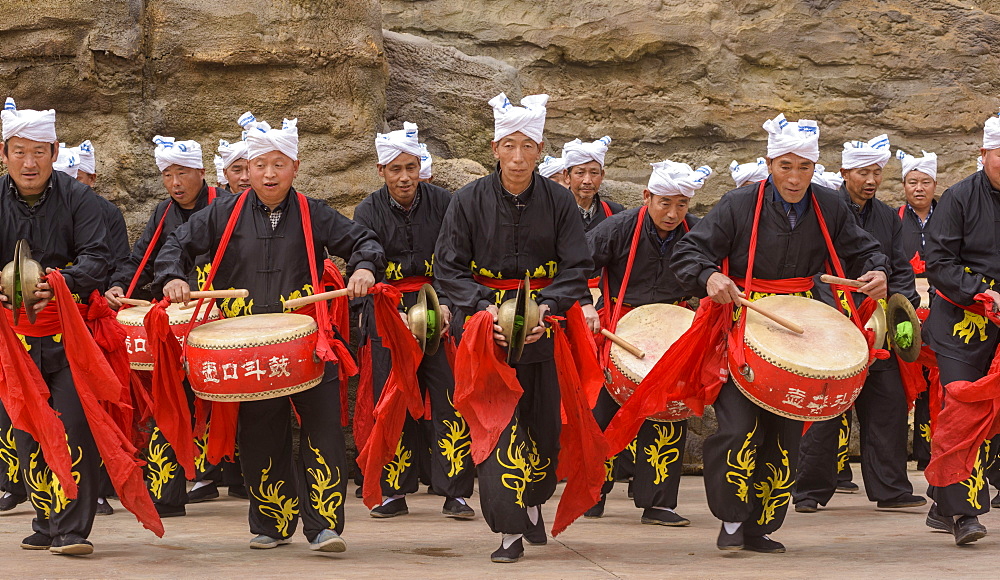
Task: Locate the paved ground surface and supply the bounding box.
[0,464,996,579]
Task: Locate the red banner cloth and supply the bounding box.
[925,293,1000,487]
[353,341,375,458]
[84,290,134,441]
[452,311,522,465]
[550,304,610,536]
[387,276,433,293]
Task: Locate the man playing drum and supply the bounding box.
[585,159,710,525]
[672,113,889,553]
[156,113,385,553]
[353,122,474,520]
[795,135,925,514]
[435,93,594,563]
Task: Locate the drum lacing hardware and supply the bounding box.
[738,364,754,382]
[603,368,612,384]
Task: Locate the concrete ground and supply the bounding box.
[0,464,996,579]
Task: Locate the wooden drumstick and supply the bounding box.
[283,288,351,310]
[737,295,805,334]
[601,329,646,359]
[177,289,251,310]
[119,298,151,307]
[819,274,864,288]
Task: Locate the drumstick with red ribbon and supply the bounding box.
[600,328,646,359]
[737,294,805,334]
[177,289,251,309]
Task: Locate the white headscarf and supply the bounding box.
[984,111,1000,150]
[217,138,249,170]
[811,164,844,190]
[763,113,820,162]
[213,155,227,185]
[841,134,891,170]
[375,121,423,166]
[896,149,937,181]
[538,155,566,178]
[489,93,548,144]
[242,112,299,161]
[419,143,432,179]
[1,98,57,143]
[563,136,611,169]
[53,143,80,178]
[647,160,712,197]
[153,135,204,172]
[77,140,95,174]
[978,156,984,172]
[729,157,769,187]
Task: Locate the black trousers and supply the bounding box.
[0,402,26,497]
[13,337,99,539]
[794,364,913,504]
[703,379,801,536]
[837,411,855,484]
[370,335,474,500]
[913,390,932,468]
[927,355,996,518]
[238,362,347,542]
[478,360,560,534]
[594,389,686,509]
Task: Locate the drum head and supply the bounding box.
[187,313,317,349]
[116,304,154,325]
[611,304,695,383]
[743,295,868,378]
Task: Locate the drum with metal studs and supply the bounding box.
[115,303,221,371]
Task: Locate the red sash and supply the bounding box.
[387,275,433,293]
[473,275,553,291]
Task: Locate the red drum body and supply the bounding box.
[729,295,869,421]
[606,303,695,422]
[116,303,221,371]
[185,313,324,402]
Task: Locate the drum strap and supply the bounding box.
[599,206,648,366]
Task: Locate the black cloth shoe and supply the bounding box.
[992,492,1000,509]
[187,483,220,503]
[155,503,186,518]
[584,495,606,519]
[355,486,363,498]
[370,497,409,518]
[717,523,743,551]
[835,481,859,494]
[954,515,987,546]
[641,508,690,526]
[50,533,94,555]
[744,535,786,553]
[627,480,634,499]
[20,532,52,550]
[0,492,27,512]
[523,510,546,545]
[925,503,954,533]
[95,498,114,516]
[442,497,475,519]
[876,493,927,509]
[795,499,818,513]
[490,537,523,563]
[227,485,249,500]
[916,460,929,471]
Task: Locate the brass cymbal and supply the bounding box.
[407,284,444,355]
[1,240,44,326]
[498,274,539,364]
[864,300,887,351]
[886,293,922,363]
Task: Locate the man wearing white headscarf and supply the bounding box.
[730,158,769,188]
[1,98,144,555]
[537,155,568,186]
[811,164,844,190]
[669,114,889,554]
[352,123,473,520]
[796,134,924,516]
[157,112,384,554]
[562,137,624,233]
[585,160,710,526]
[436,93,598,563]
[922,111,1000,546]
[215,140,251,193]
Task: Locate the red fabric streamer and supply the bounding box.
[46,271,164,536]
[84,290,133,439]
[353,341,375,457]
[452,311,522,465]
[129,370,155,450]
[550,304,610,536]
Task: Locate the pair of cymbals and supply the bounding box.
[1,239,44,325]
[408,284,444,355]
[497,274,540,364]
[865,293,922,363]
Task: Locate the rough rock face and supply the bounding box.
[383,0,1000,209]
[0,0,387,234]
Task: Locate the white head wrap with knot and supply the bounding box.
[153,135,203,172]
[984,111,1000,150]
[763,113,820,163]
[375,122,423,166]
[1,98,57,143]
[841,134,892,170]
[489,93,548,144]
[811,164,844,190]
[242,112,299,161]
[563,136,611,169]
[729,157,769,187]
[418,143,432,179]
[77,140,95,174]
[896,149,937,181]
[537,155,566,178]
[647,160,712,197]
[53,143,80,178]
